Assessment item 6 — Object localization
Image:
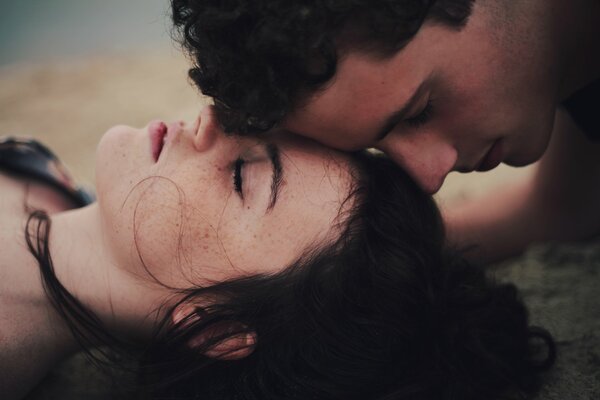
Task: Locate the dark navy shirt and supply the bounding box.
[563,78,600,141]
[0,136,94,207]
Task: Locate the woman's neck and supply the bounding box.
[47,204,169,343]
[1,201,169,399]
[3,202,170,364]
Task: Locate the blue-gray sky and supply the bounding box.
[0,0,173,66]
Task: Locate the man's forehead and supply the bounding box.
[283,50,424,148]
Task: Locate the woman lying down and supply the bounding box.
[0,106,554,400]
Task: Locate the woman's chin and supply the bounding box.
[100,124,137,145]
[95,124,145,205]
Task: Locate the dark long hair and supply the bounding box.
[171,0,475,134]
[26,151,555,399]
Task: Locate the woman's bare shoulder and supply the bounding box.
[0,299,67,400]
[0,173,74,399]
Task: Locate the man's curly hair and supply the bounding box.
[171,0,475,134]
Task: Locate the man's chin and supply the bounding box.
[504,158,534,168]
[504,142,549,168]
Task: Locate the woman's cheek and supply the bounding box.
[133,198,187,279]
[162,199,249,285]
[103,176,190,284]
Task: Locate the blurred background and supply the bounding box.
[0,0,172,66]
[0,0,203,186]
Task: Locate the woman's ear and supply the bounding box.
[172,303,257,360]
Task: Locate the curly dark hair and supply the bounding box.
[171,0,475,134]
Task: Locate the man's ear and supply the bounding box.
[172,303,256,360]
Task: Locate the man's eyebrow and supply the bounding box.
[266,143,283,212]
[374,81,427,142]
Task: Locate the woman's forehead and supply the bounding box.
[268,140,355,236]
[258,129,353,166]
[226,132,356,271]
[276,132,354,197]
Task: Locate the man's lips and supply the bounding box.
[149,120,167,162]
[476,140,504,172]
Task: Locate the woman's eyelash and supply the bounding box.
[233,157,245,198]
[405,100,434,127]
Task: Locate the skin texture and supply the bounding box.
[0,175,79,400]
[0,107,355,399]
[95,107,353,288]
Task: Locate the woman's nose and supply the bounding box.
[193,105,221,152]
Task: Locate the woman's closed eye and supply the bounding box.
[230,143,283,211]
[233,157,245,199]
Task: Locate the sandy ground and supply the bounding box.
[0,50,597,398]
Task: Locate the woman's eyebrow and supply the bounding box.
[266,143,283,212]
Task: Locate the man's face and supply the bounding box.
[284,6,559,193]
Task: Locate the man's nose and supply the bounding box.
[193,105,221,152]
[379,134,457,194]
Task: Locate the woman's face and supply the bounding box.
[95,107,354,288]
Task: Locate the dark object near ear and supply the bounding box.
[562,78,600,141]
[0,136,95,207]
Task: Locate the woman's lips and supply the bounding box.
[476,140,504,172]
[149,120,167,162]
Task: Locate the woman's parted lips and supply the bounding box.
[149,119,201,162]
[148,120,167,162]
